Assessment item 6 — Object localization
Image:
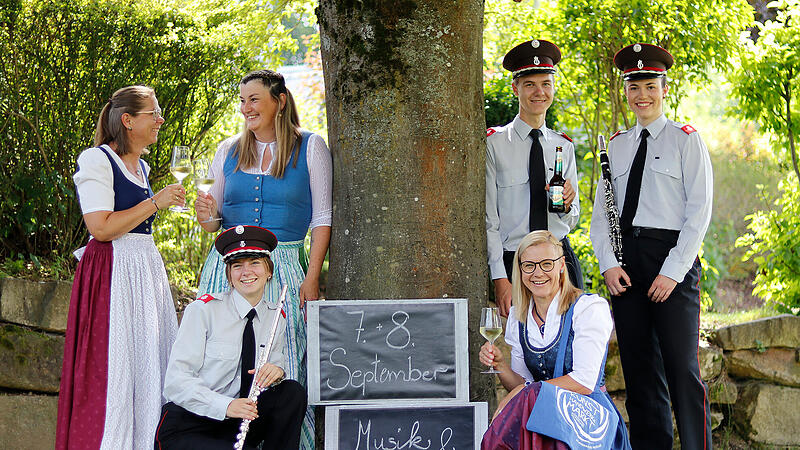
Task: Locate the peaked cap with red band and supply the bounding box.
[614,43,673,81]
[503,39,561,79]
[214,225,278,263]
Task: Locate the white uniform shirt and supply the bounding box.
[505,293,613,390]
[73,145,151,214]
[208,132,333,229]
[486,116,580,280]
[163,289,288,420]
[589,114,713,282]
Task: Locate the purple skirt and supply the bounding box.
[481,382,570,450]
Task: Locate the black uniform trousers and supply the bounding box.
[154,380,307,450]
[612,228,711,450]
[503,236,584,289]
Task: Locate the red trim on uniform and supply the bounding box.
[609,130,623,141]
[155,409,168,450]
[681,124,697,134]
[281,308,287,319]
[516,63,555,70]
[695,259,708,450]
[486,128,497,137]
[557,131,573,142]
[199,294,216,303]
[623,66,667,74]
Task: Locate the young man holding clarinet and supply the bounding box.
[590,43,713,449]
[155,225,306,449]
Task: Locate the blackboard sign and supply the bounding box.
[307,299,469,404]
[325,402,488,450]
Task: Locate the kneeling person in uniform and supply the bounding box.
[155,225,307,450]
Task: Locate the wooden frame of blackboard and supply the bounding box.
[324,401,489,450]
[307,298,469,405]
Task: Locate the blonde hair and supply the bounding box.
[235,70,301,178]
[93,85,155,156]
[512,230,583,323]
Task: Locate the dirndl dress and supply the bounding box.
[482,296,630,450]
[197,132,316,449]
[56,146,178,449]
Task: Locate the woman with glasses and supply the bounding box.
[479,230,629,449]
[193,69,332,449]
[56,85,184,450]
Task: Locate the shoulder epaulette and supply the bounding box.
[198,294,216,303]
[609,130,625,141]
[486,127,498,137]
[681,124,697,135]
[556,131,573,143]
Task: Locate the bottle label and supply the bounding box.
[550,186,564,206]
[555,154,563,173]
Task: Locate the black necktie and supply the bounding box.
[239,308,257,398]
[620,128,650,232]
[529,129,548,231]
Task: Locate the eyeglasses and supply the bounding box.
[519,256,564,274]
[137,108,163,121]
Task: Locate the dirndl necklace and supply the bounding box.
[533,302,546,336]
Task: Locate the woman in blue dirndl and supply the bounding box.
[479,231,630,450]
[194,69,332,449]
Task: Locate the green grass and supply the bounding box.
[701,306,780,331]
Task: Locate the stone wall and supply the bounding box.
[1,276,798,448]
[0,277,71,450]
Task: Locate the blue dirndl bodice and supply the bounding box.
[95,146,155,234]
[221,132,313,241]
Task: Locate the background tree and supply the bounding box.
[730,0,800,313]
[316,0,492,407]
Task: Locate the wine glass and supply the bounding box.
[169,146,191,212]
[193,160,220,223]
[480,307,503,374]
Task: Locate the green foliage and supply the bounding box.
[729,0,800,184]
[736,172,800,314]
[484,76,518,128]
[0,0,297,270]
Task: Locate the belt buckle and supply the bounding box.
[632,227,641,238]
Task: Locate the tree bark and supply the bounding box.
[317,0,492,417]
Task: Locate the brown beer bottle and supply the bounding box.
[548,146,566,213]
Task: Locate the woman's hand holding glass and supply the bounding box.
[152,184,186,211]
[480,307,504,374]
[169,145,192,213]
[193,160,221,223]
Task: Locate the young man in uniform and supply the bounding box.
[486,39,582,317]
[590,43,713,449]
[155,225,307,450]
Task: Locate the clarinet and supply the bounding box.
[598,135,625,266]
[233,284,288,450]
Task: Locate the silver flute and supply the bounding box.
[233,284,288,450]
[598,135,625,266]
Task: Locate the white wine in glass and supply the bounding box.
[169,146,191,212]
[480,307,503,374]
[193,160,220,223]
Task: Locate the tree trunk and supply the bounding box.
[317,0,492,416]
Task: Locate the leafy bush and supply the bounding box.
[736,172,800,314]
[0,0,257,262]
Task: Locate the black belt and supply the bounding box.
[624,226,680,241]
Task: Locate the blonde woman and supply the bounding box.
[194,69,331,449]
[479,231,629,449]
